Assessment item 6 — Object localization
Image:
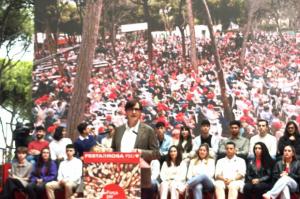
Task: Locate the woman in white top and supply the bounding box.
[160,145,187,199]
[177,125,194,162]
[49,126,72,163]
[182,143,215,199]
[101,124,116,149]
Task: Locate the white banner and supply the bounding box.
[296,33,300,43]
[121,23,148,33]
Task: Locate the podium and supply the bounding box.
[83,152,147,199]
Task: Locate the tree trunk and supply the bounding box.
[201,0,234,136]
[110,2,117,60]
[239,0,254,68]
[178,0,186,64]
[67,0,103,141]
[186,0,197,71]
[178,26,186,64]
[273,11,285,42]
[142,0,153,64]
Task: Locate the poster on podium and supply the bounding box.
[83,152,141,199]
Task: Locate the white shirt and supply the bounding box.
[249,133,277,157]
[192,134,219,153]
[57,157,82,184]
[101,137,113,148]
[120,121,140,152]
[160,161,187,182]
[150,160,160,181]
[49,138,72,160]
[187,158,215,180]
[215,155,246,180]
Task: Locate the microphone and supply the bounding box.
[133,131,138,135]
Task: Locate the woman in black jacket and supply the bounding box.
[277,121,300,159]
[263,145,300,199]
[244,142,275,199]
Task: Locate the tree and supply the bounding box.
[0,0,32,105]
[0,60,32,160]
[186,0,198,71]
[175,0,187,63]
[66,0,103,141]
[0,0,33,157]
[239,0,268,67]
[131,0,154,63]
[201,0,234,135]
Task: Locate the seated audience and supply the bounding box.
[243,142,275,199]
[249,119,277,159]
[46,144,82,199]
[263,145,300,199]
[218,121,249,160]
[159,145,187,199]
[193,120,219,158]
[74,122,97,158]
[215,141,246,199]
[182,143,215,199]
[277,121,300,159]
[27,147,57,199]
[27,126,49,163]
[100,124,116,149]
[154,122,172,163]
[49,126,72,163]
[0,147,33,199]
[177,125,194,162]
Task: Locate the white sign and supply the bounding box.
[120,23,148,33]
[296,33,300,43]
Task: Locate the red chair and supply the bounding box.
[0,163,11,192]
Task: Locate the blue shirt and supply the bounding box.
[74,135,97,157]
[159,135,172,156]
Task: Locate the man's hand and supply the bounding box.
[30,149,40,155]
[59,180,66,185]
[289,136,296,141]
[224,178,233,185]
[37,179,43,185]
[280,171,288,177]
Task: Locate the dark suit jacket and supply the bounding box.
[111,122,160,163]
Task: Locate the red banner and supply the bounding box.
[83,152,141,199]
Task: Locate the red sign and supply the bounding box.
[83,152,141,199]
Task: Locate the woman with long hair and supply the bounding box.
[177,125,194,161]
[181,143,215,199]
[159,145,187,199]
[49,126,72,163]
[243,142,275,199]
[263,145,300,199]
[277,121,300,159]
[27,147,57,199]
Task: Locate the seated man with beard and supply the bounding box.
[27,126,49,163]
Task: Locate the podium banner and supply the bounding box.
[83,152,141,199]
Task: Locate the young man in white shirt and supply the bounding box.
[249,119,277,159]
[46,144,82,199]
[215,141,246,199]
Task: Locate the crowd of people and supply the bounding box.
[2,99,300,199]
[6,22,299,199]
[32,30,300,143]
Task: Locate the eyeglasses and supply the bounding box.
[288,127,295,129]
[127,108,141,112]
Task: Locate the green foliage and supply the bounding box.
[0,0,33,47]
[193,0,245,28]
[0,60,33,120]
